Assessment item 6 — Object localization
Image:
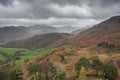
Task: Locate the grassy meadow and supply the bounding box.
[0,47,53,65]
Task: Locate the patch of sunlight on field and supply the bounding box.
[0,55,5,61]
[0,47,25,55]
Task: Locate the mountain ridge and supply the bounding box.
[0,25,57,43]
[73,16,120,47]
[3,33,71,49]
[2,16,120,49]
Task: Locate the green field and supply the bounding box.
[0,47,53,65]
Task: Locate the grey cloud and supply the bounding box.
[0,18,100,28]
[0,0,13,6]
[49,0,80,5]
[0,0,120,26]
[0,0,120,19]
[99,0,120,7]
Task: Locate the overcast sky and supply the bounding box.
[0,0,120,27]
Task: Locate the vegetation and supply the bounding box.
[28,63,40,80]
[75,57,91,77]
[79,66,86,80]
[104,64,118,80]
[8,70,17,80]
[54,72,67,80]
[0,16,120,80]
[0,69,5,80]
[38,59,57,80]
[98,41,120,52]
[74,56,119,80]
[0,47,53,65]
[0,45,119,80]
[8,69,22,80]
[92,57,104,76]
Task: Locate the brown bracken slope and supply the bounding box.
[74,16,120,47]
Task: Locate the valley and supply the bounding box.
[0,0,120,79]
[0,44,120,80]
[0,16,120,80]
[0,47,53,65]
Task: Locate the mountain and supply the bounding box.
[58,26,79,33]
[2,16,120,49]
[29,24,57,35]
[0,24,80,44]
[71,26,90,36]
[0,25,57,43]
[3,33,71,49]
[0,26,31,42]
[74,16,120,47]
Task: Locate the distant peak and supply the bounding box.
[110,15,120,18]
[108,15,120,22]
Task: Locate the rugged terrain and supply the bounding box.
[74,16,120,47]
[0,16,120,80]
[3,33,71,49]
[3,16,120,50]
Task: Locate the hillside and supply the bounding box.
[0,25,57,43]
[3,33,71,49]
[0,24,80,45]
[29,24,57,35]
[0,26,31,42]
[0,16,120,80]
[71,27,90,36]
[74,16,120,47]
[3,16,120,49]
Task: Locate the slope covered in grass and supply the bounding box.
[0,47,53,65]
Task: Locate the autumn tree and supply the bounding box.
[38,59,57,80]
[79,66,86,80]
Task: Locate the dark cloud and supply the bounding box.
[49,0,80,5]
[0,0,120,26]
[0,0,13,6]
[99,0,120,7]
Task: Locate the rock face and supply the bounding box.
[73,16,120,47]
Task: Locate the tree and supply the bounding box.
[0,70,5,80]
[79,66,86,80]
[8,69,18,80]
[104,64,118,80]
[92,57,104,76]
[38,59,57,80]
[60,55,65,62]
[75,57,91,77]
[28,63,40,80]
[54,72,67,80]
